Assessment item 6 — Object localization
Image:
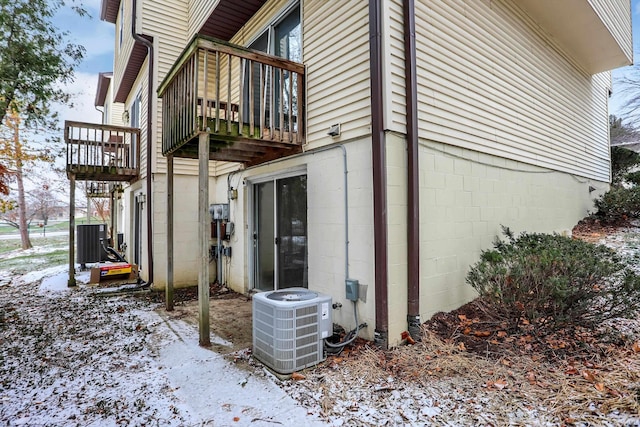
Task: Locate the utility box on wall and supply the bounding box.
[77,224,108,265]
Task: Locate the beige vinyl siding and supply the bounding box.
[127,68,149,179]
[414,0,611,182]
[109,102,126,127]
[140,0,202,176]
[589,0,633,62]
[304,0,371,147]
[188,0,217,40]
[228,0,292,46]
[113,0,135,98]
[385,0,406,133]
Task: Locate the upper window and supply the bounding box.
[274,5,301,62]
[249,4,300,60]
[119,0,125,49]
[130,90,141,128]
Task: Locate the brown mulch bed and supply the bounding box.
[311,219,640,424]
[570,216,631,243]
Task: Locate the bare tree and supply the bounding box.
[28,184,63,226]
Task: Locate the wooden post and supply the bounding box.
[110,188,116,246]
[198,132,210,346]
[68,174,76,287]
[166,153,174,311]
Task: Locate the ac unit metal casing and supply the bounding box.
[252,288,332,374]
[76,224,108,265]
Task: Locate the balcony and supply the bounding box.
[158,36,305,166]
[64,121,140,182]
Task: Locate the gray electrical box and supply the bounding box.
[345,278,359,301]
[209,204,229,221]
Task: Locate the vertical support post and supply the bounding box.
[166,153,174,311]
[198,132,210,346]
[68,174,76,287]
[110,189,116,244]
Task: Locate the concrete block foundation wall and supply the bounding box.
[384,132,608,344]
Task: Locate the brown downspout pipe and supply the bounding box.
[369,0,389,348]
[404,0,421,340]
[132,0,154,285]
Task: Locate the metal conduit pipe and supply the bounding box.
[369,0,389,348]
[404,0,421,340]
[308,144,350,280]
[308,144,367,348]
[132,0,154,285]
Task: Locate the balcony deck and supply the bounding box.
[158,36,305,166]
[64,121,140,182]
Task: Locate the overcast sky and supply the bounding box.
[53,0,114,125]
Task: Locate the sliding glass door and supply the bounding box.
[253,174,307,291]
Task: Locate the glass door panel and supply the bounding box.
[255,182,275,291]
[253,174,307,291]
[277,175,307,289]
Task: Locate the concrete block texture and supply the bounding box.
[414,140,608,329]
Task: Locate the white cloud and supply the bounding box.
[58,71,102,125]
[71,23,115,62]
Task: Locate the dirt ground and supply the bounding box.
[149,283,253,354]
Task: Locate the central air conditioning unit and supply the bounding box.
[253,288,332,374]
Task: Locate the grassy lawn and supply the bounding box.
[0,218,104,235]
[0,248,69,274]
[0,235,69,255]
[0,235,69,274]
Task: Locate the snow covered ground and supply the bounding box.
[0,266,325,426]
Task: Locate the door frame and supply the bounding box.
[247,166,307,291]
[132,191,144,271]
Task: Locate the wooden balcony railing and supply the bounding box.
[85,181,111,198]
[158,35,305,165]
[64,121,140,182]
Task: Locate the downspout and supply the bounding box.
[404,0,421,340]
[369,0,389,348]
[95,106,105,124]
[132,0,154,285]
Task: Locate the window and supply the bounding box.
[119,0,125,50]
[244,4,301,131]
[130,91,141,128]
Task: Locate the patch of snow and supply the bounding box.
[149,313,325,425]
[39,271,73,295]
[19,264,68,286]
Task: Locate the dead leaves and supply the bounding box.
[581,370,597,383]
[485,378,508,390]
[291,372,306,381]
[401,331,416,345]
[632,341,640,353]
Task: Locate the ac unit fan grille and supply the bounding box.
[252,289,332,374]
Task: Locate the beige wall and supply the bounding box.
[384,0,614,182]
[383,131,609,345]
[215,139,377,341]
[304,0,372,147]
[187,0,216,40]
[149,173,219,288]
[113,0,134,99]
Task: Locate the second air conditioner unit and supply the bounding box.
[252,288,332,374]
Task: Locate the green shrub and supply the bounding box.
[624,170,640,187]
[611,146,640,185]
[593,186,640,223]
[466,227,640,331]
